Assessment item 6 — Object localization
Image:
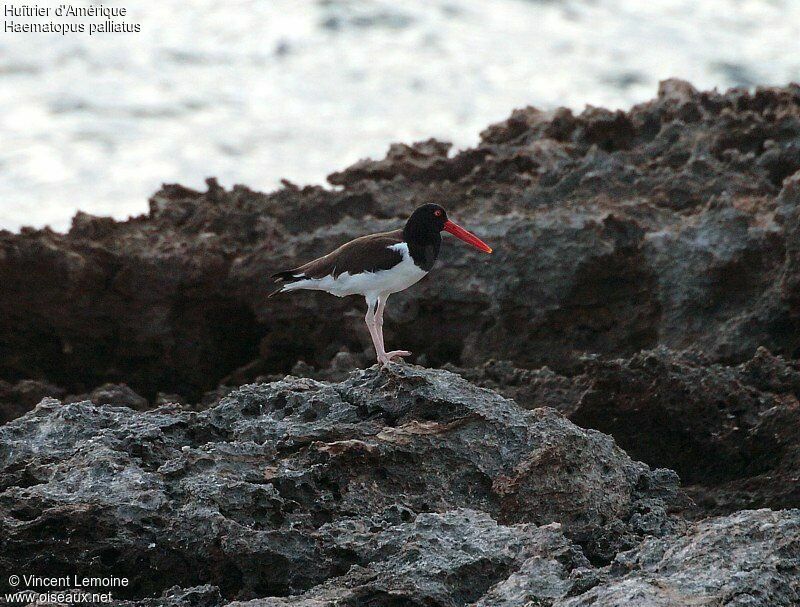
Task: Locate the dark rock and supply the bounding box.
[198,385,235,410]
[228,513,590,607]
[0,378,65,423]
[568,347,800,514]
[65,382,149,410]
[155,392,187,406]
[0,366,684,603]
[449,347,800,515]
[111,509,800,607]
[327,139,465,185]
[282,349,366,385]
[444,359,590,414]
[565,508,800,607]
[117,585,224,607]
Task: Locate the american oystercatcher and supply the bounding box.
[271,204,492,365]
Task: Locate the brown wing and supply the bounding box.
[292,229,405,279]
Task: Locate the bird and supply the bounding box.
[270,204,492,365]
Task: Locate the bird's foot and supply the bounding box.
[378,350,412,366]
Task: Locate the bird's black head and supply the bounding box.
[404,204,448,243]
[405,203,493,255]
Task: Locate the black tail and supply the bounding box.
[268,270,303,298]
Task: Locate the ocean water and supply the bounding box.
[1,0,799,231]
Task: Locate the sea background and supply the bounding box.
[1,0,799,231]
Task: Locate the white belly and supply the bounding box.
[284,243,427,298]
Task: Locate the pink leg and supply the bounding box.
[364,298,385,363]
[375,294,411,365]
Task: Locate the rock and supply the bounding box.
[0,366,683,603]
[449,347,800,515]
[117,585,224,607]
[228,513,591,607]
[569,347,800,514]
[472,522,598,607]
[65,382,150,410]
[562,509,800,607]
[154,392,187,406]
[444,359,590,414]
[2,83,800,402]
[327,139,462,185]
[198,385,235,410]
[281,349,366,385]
[107,511,800,606]
[0,378,65,423]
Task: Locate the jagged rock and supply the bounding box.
[65,382,150,411]
[0,366,683,603]
[327,139,462,185]
[1,381,149,423]
[444,359,590,414]
[562,509,800,607]
[116,510,800,606]
[0,378,65,424]
[198,385,235,410]
[2,83,800,403]
[117,585,224,607]
[228,513,590,607]
[450,348,800,514]
[568,347,800,514]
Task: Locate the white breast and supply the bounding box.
[283,242,428,298]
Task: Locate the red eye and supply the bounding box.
[434,210,442,217]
